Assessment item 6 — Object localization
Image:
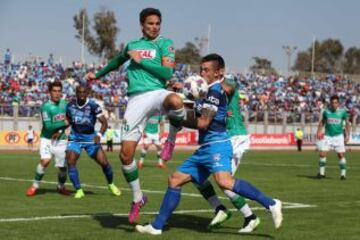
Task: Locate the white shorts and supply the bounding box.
[39,138,67,167]
[143,132,161,145]
[230,135,250,175]
[122,89,173,142]
[317,134,346,153]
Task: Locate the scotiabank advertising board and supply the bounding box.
[250,133,295,146]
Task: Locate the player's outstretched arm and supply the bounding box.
[94,51,129,79]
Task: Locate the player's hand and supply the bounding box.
[316,130,323,140]
[64,118,70,127]
[128,51,142,63]
[94,135,101,144]
[85,72,96,81]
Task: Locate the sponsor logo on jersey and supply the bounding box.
[207,96,220,105]
[212,153,221,161]
[137,49,156,59]
[54,113,65,121]
[327,118,341,124]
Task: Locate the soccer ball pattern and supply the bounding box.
[183,75,208,100]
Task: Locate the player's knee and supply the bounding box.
[40,160,50,168]
[215,177,234,190]
[168,174,181,188]
[164,93,183,111]
[119,149,133,164]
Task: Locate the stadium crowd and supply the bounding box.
[0,50,359,123]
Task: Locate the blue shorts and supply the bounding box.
[66,141,101,158]
[177,140,233,185]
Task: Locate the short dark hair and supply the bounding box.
[140,8,162,24]
[48,81,62,91]
[201,53,225,70]
[330,95,340,102]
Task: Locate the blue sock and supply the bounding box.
[68,166,81,190]
[102,164,113,184]
[152,187,181,230]
[232,179,275,209]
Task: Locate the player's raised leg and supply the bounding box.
[214,172,283,229]
[160,93,185,161]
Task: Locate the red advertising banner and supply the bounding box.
[160,131,198,145]
[250,133,295,146]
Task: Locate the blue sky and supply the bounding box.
[0,0,359,73]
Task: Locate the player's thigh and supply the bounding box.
[176,147,210,185]
[39,138,52,161]
[84,143,102,160]
[204,141,233,174]
[333,135,346,154]
[51,140,67,168]
[92,147,109,166]
[122,93,159,142]
[66,142,82,165]
[169,171,192,188]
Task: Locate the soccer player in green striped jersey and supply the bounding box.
[85,8,185,224]
[138,114,165,169]
[26,81,70,197]
[316,95,350,180]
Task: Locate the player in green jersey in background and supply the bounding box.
[85,8,184,223]
[138,113,165,169]
[26,81,70,197]
[316,95,351,180]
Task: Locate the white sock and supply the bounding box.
[129,179,143,202]
[319,157,326,175]
[240,204,253,218]
[33,164,45,189]
[122,161,143,202]
[339,158,346,177]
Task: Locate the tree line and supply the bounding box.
[74,8,360,74]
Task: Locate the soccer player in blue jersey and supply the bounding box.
[66,85,121,199]
[136,54,283,235]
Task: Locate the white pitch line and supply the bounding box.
[0,177,320,206]
[0,203,316,223]
[0,176,225,199]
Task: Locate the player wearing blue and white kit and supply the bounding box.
[136,54,283,235]
[66,85,121,199]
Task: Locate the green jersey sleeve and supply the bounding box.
[95,46,129,79]
[139,39,175,81]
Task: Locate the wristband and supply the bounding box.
[97,132,103,138]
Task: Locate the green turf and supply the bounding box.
[0,149,360,240]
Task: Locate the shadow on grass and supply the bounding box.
[35,188,94,196]
[296,174,332,180]
[93,213,274,238]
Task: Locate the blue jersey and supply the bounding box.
[66,99,103,142]
[198,80,229,145]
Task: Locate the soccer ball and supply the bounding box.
[182,75,208,100]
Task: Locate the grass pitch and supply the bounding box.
[0,149,359,240]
